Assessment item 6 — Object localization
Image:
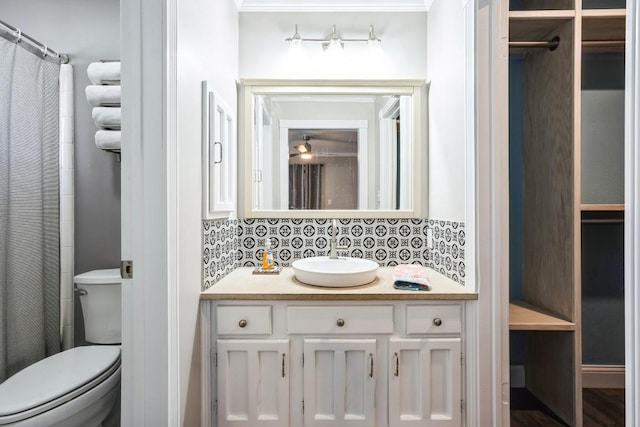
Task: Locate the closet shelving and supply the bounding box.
[506,1,626,426]
[581,203,624,211]
[509,301,575,331]
[582,8,626,52]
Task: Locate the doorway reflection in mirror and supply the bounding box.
[288,130,358,210]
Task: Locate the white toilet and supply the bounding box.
[0,269,122,427]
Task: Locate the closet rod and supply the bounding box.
[509,36,560,51]
[581,219,624,224]
[583,40,625,47]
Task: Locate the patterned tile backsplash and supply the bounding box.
[202,219,240,287]
[203,218,465,290]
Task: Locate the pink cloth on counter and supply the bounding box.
[392,264,431,287]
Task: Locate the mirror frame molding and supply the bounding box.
[239,79,427,218]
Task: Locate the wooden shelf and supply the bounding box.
[509,301,575,331]
[509,0,573,12]
[581,203,624,211]
[582,9,625,53]
[509,11,575,42]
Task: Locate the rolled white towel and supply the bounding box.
[87,61,121,85]
[92,107,121,129]
[95,130,121,151]
[85,85,121,107]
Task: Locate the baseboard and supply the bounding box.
[582,364,625,389]
[510,365,525,388]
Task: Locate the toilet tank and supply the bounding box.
[75,269,121,344]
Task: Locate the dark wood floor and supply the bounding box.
[510,388,625,427]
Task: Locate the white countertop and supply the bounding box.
[201,267,477,300]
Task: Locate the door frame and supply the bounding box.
[120,0,178,424]
[624,2,639,425]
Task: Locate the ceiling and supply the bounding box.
[289,129,358,156]
[235,0,433,12]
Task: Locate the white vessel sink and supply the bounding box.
[291,256,379,287]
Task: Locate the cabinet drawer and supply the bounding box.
[216,306,272,335]
[406,305,461,334]
[287,306,393,334]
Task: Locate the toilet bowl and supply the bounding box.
[0,269,121,427]
[0,346,120,426]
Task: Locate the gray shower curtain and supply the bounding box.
[0,36,61,382]
[289,164,322,209]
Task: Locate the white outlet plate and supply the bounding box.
[426,228,433,249]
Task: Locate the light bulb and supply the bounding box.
[328,37,343,52]
[287,24,303,49]
[367,25,381,50]
[323,24,344,52]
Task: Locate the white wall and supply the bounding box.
[427,0,467,221]
[176,0,238,424]
[239,12,428,79]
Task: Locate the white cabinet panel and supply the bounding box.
[288,306,393,334]
[217,339,289,426]
[389,338,461,427]
[303,338,377,427]
[202,81,236,218]
[406,305,461,335]
[216,306,272,335]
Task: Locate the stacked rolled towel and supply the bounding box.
[86,61,121,151]
[95,130,122,151]
[85,85,121,107]
[92,107,121,130]
[392,264,431,291]
[87,61,121,85]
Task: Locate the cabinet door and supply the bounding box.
[389,338,461,427]
[217,339,289,427]
[303,338,377,427]
[202,82,235,218]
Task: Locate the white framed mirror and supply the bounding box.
[239,80,427,218]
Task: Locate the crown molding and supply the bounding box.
[237,0,432,12]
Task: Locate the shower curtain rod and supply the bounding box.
[0,19,69,64]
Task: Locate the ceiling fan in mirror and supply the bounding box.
[290,135,313,159]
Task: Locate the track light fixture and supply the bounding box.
[285,24,382,51]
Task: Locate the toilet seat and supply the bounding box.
[0,346,120,425]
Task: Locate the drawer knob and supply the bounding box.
[238,319,248,328]
[433,318,442,327]
[336,318,345,327]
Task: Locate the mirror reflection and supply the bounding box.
[288,130,358,210]
[252,92,413,212]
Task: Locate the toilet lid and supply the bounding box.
[0,346,120,417]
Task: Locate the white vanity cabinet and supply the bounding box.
[388,304,462,427]
[216,339,290,427]
[288,305,393,427]
[388,338,461,427]
[205,300,464,427]
[214,305,289,426]
[302,338,377,427]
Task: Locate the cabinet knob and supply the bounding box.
[336,318,345,327]
[433,318,442,327]
[238,319,248,328]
